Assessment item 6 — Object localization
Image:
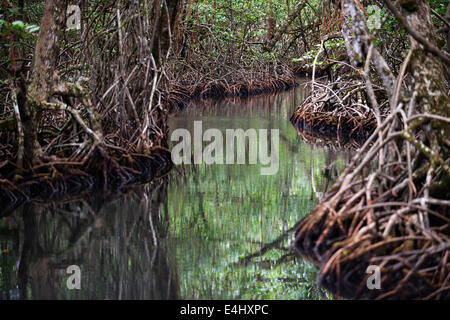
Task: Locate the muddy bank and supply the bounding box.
[293,203,449,300]
[290,114,375,142]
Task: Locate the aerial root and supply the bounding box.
[291,78,385,140]
[294,105,450,299]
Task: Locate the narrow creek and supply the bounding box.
[0,80,352,300]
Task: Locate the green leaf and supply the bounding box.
[11,20,25,30]
[25,24,40,33]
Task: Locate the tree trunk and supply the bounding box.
[267,0,274,40]
[406,1,450,141]
[19,0,68,164]
[153,0,180,65]
[28,0,67,103]
[264,1,307,51]
[402,0,450,198]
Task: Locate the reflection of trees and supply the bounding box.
[311,145,352,198]
[0,179,178,300]
[234,220,330,300]
[293,126,364,151]
[235,140,351,268]
[173,84,298,119]
[236,220,301,268]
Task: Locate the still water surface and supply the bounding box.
[0,81,351,299]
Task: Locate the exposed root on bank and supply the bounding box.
[0,147,172,218]
[161,46,302,112]
[162,75,297,112]
[291,78,387,140]
[294,106,450,299]
[0,1,175,210]
[292,0,450,299]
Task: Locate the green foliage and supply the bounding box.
[293,38,346,68]
[0,16,40,65]
[0,18,40,37]
[185,0,299,63]
[428,0,449,16]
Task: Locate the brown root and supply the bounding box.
[290,78,386,140]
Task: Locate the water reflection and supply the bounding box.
[167,82,352,299]
[1,82,353,300]
[0,180,178,300]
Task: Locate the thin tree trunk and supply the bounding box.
[404,1,450,158]
[264,0,307,51]
[152,0,180,65]
[267,0,274,40]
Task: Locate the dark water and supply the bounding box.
[0,81,352,300]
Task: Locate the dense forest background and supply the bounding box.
[0,1,448,173]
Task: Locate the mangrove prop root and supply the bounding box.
[290,78,385,140]
[293,103,450,299]
[0,148,173,218]
[293,0,449,299]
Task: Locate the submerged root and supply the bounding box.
[294,126,364,151]
[295,190,449,299]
